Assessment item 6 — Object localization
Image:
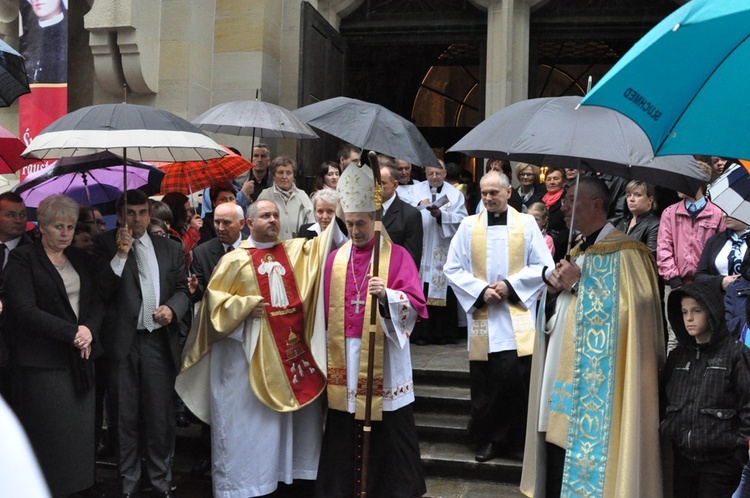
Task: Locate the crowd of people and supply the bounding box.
[0,143,749,498]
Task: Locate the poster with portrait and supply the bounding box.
[17,0,68,180]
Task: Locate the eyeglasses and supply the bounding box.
[519,172,535,177]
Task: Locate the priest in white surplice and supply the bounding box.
[409,162,467,344]
[316,163,428,498]
[445,171,553,463]
[175,199,345,498]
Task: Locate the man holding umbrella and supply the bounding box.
[521,177,664,497]
[93,190,190,498]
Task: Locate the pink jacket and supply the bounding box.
[656,199,726,288]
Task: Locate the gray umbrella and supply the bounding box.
[192,99,318,139]
[293,96,439,168]
[448,96,706,196]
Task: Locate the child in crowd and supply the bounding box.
[661,280,750,497]
[526,201,554,258]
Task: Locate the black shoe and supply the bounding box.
[190,458,211,476]
[475,442,497,462]
[153,492,173,498]
[412,339,428,346]
[175,412,191,427]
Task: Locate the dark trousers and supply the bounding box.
[673,451,743,498]
[468,351,531,450]
[545,442,565,498]
[109,329,177,494]
[412,284,460,344]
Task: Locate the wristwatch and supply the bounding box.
[570,280,580,295]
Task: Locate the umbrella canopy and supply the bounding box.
[580,0,750,158]
[448,96,706,195]
[13,151,164,208]
[192,100,318,139]
[706,161,750,226]
[0,39,30,107]
[156,147,253,195]
[293,97,439,168]
[21,103,227,162]
[0,125,33,174]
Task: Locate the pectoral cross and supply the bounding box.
[351,293,366,314]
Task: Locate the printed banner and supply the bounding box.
[18,0,69,180]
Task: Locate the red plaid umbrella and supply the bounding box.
[157,147,253,195]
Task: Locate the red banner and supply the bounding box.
[248,245,326,406]
[18,0,68,181]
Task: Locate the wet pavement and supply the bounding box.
[84,341,523,497]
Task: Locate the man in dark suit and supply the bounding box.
[189,202,245,303]
[0,192,32,400]
[380,165,423,269]
[93,190,189,498]
[198,183,250,246]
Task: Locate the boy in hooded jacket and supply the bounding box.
[661,280,750,497]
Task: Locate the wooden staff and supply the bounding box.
[360,150,382,497]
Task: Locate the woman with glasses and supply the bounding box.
[514,163,546,212]
[257,156,314,240]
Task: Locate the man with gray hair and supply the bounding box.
[445,171,553,463]
[409,161,468,345]
[176,199,346,498]
[521,176,664,497]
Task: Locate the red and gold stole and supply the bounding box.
[327,235,392,421]
[247,244,326,408]
[469,208,535,360]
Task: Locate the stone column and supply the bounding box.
[471,0,549,116]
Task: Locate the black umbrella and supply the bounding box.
[293,97,439,167]
[448,96,706,197]
[0,39,30,107]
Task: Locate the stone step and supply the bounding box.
[420,440,523,484]
[424,478,525,498]
[415,383,472,414]
[415,411,471,442]
[413,365,471,388]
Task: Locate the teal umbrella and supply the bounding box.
[580,0,750,159]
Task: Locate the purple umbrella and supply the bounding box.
[13,151,164,207]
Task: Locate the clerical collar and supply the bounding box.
[430,184,443,194]
[486,210,508,226]
[39,12,64,28]
[579,227,604,251]
[251,238,276,249]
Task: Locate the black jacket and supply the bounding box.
[5,242,104,368]
[695,229,749,294]
[661,280,750,460]
[615,211,660,256]
[93,230,190,369]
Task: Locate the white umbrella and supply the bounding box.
[22,103,227,162]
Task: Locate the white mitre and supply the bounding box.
[337,164,376,213]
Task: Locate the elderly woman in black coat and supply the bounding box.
[6,194,103,497]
